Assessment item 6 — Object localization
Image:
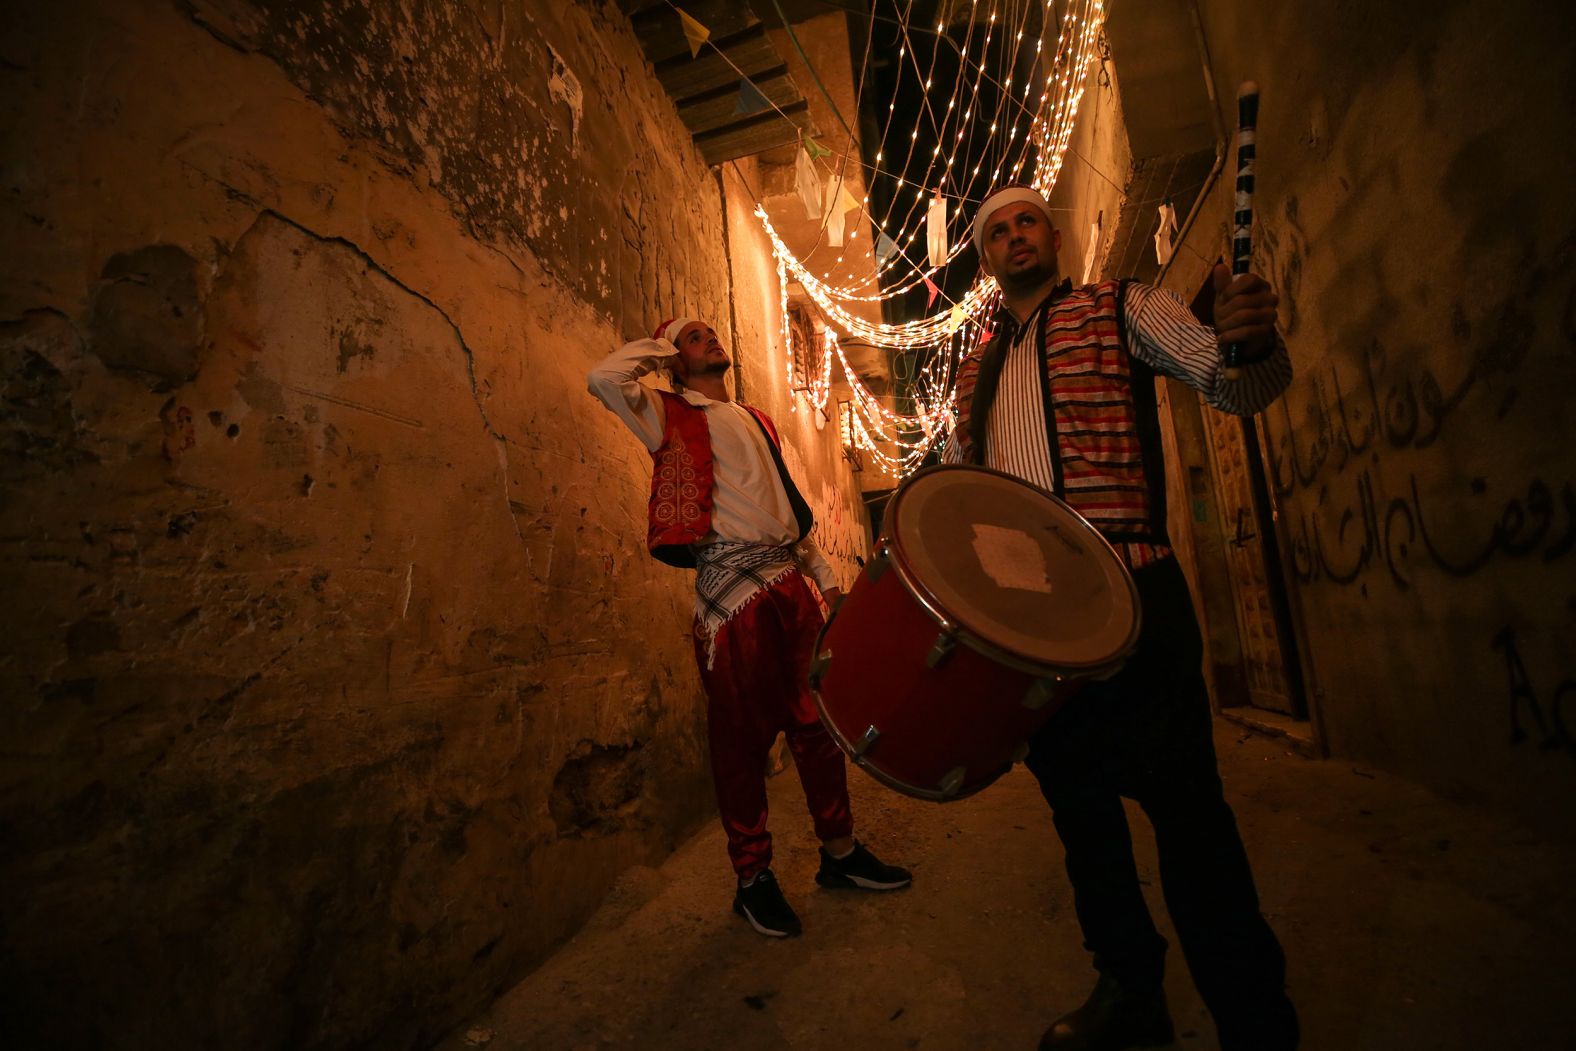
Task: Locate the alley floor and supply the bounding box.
[440,723,1576,1051]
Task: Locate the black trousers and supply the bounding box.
[1023,557,1299,1051]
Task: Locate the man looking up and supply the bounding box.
[944,185,1299,1051]
[588,317,911,939]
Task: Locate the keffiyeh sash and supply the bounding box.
[693,541,799,668]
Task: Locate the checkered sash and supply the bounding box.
[693,541,799,668]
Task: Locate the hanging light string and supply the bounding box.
[660,0,1105,470]
[769,0,1105,472]
[769,0,1103,323]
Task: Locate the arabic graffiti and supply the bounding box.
[1265,230,1574,493]
[1259,231,1576,592]
[1491,626,1574,757]
[1286,470,1576,591]
[811,476,870,584]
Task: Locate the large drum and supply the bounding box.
[810,465,1141,801]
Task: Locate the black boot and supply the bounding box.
[1039,973,1174,1050]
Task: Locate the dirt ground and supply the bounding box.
[437,723,1576,1051]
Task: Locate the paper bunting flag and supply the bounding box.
[945,303,965,336]
[677,8,710,58]
[875,231,898,263]
[804,137,832,160]
[795,149,821,221]
[926,194,948,269]
[1153,201,1179,265]
[734,78,769,116]
[823,179,861,246]
[1081,212,1103,284]
[924,275,940,309]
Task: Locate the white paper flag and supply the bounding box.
[825,178,845,246]
[796,148,821,222]
[823,178,859,247]
[1153,201,1179,265]
[1081,212,1103,284]
[926,194,948,268]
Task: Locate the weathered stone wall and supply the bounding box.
[0,0,833,1045]
[1164,0,1576,824]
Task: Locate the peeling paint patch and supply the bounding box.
[546,44,583,155]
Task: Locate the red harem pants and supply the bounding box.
[693,568,854,881]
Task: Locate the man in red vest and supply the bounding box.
[589,317,911,938]
[944,185,1299,1051]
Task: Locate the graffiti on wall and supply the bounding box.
[780,440,870,590]
[810,476,871,587]
[1283,466,1574,592]
[1258,229,1576,594]
[1491,626,1575,758]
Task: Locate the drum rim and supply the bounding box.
[880,463,1143,674]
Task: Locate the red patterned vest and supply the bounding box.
[646,391,808,568]
[953,279,1169,548]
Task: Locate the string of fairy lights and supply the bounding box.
[750,0,1107,477]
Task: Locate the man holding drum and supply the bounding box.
[944,185,1299,1051]
[588,318,911,940]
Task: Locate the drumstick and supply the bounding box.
[1223,81,1259,381]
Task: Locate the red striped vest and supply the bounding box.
[953,279,1169,547]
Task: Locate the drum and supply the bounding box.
[809,465,1141,801]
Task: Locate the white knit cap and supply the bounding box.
[972,185,1057,251]
[657,317,701,343]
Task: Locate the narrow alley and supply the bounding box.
[3,0,1573,1048]
[444,725,1576,1051]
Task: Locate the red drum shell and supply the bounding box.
[811,465,1140,802]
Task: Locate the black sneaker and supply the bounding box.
[815,841,913,890]
[732,869,801,937]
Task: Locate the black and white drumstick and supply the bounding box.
[1223,81,1259,381]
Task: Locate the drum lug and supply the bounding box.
[1021,675,1065,710]
[853,724,880,757]
[936,766,967,798]
[807,648,833,688]
[866,552,890,583]
[925,632,957,669]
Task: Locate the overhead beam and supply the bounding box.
[695,101,812,165]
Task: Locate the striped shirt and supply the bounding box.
[943,280,1291,569]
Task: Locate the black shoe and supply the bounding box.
[1039,973,1175,1050]
[814,840,912,890]
[732,869,801,937]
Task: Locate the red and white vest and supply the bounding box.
[646,391,811,568]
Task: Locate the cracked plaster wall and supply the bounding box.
[0,0,860,1046]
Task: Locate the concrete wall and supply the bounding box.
[1163,0,1576,824]
[0,0,856,1045]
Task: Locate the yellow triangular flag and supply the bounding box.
[946,303,965,335]
[677,8,710,58]
[840,186,860,215]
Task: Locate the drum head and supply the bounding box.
[886,466,1139,671]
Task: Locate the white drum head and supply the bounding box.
[886,466,1140,671]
